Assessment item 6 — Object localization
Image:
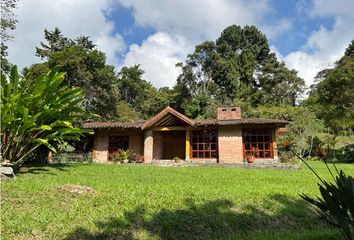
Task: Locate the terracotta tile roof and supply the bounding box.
[195,118,287,126]
[82,120,145,129]
[82,107,287,129]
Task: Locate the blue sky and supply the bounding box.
[8,0,354,88]
[108,0,335,57]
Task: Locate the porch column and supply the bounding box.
[93,129,109,163]
[272,129,278,160]
[144,130,153,163]
[185,130,190,160]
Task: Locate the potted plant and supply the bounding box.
[173,156,181,163]
[247,147,256,163]
[117,149,131,163]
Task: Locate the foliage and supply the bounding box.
[24,28,120,120]
[282,140,354,239]
[301,170,354,240]
[336,144,354,163]
[256,105,324,159]
[115,101,141,121]
[345,40,354,58]
[52,152,93,163]
[1,66,92,166]
[113,149,131,162]
[2,162,352,239]
[174,25,304,118]
[306,40,354,132]
[0,0,17,74]
[116,65,173,119]
[173,156,182,163]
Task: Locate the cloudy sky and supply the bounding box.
[7,0,354,88]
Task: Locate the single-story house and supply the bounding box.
[83,106,287,164]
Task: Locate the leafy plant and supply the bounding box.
[112,149,131,163]
[1,66,93,166]
[300,171,354,239]
[174,156,182,163]
[281,140,354,239]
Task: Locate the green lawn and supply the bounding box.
[1,162,353,240]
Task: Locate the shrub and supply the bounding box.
[1,66,93,166]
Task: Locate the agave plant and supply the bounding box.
[281,140,354,239]
[1,66,93,166]
[301,171,354,239]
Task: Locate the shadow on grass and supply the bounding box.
[17,163,77,175]
[64,194,336,240]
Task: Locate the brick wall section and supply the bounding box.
[153,131,163,159]
[217,106,241,120]
[93,129,143,163]
[129,135,142,159]
[93,129,109,163]
[218,127,243,163]
[144,130,153,163]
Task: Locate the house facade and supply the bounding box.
[83,106,287,164]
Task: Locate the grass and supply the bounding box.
[1,162,353,240]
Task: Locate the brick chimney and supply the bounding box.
[217,106,241,120]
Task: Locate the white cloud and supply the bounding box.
[116,0,273,87]
[120,32,190,88]
[262,18,293,40]
[282,1,354,87]
[310,0,354,18]
[117,0,270,40]
[7,0,125,70]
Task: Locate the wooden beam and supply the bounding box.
[152,126,191,131]
[185,130,190,160]
[272,129,278,159]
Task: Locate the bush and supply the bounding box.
[337,144,354,163]
[52,152,93,163]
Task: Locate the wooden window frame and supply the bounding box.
[190,130,218,159]
[242,128,273,159]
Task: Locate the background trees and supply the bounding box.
[24,28,120,120]
[0,0,17,74]
[306,41,354,133]
[4,24,353,136]
[173,25,305,118]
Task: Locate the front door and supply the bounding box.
[162,131,185,159]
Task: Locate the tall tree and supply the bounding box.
[116,65,172,119]
[117,65,149,108]
[307,41,354,131]
[175,25,304,118]
[24,28,119,120]
[0,0,17,74]
[344,40,354,58]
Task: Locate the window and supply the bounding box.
[191,130,218,159]
[243,129,273,159]
[108,136,129,160]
